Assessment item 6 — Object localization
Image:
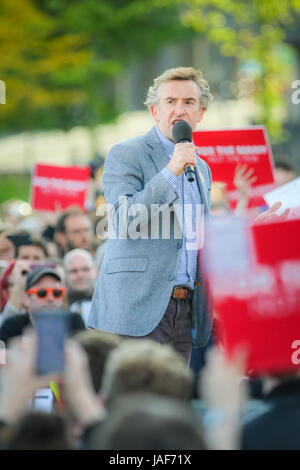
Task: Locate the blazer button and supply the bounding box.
[168,275,174,281]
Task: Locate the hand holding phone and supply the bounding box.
[33,310,68,375]
[10,259,31,287]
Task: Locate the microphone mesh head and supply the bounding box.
[172,120,193,143]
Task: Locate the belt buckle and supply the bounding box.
[173,286,180,298]
[173,286,187,299]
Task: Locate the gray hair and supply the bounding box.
[144,66,213,110]
[63,248,94,269]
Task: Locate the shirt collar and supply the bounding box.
[155,125,175,158]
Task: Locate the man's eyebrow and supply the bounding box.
[164,96,197,101]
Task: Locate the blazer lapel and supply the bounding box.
[145,127,170,173]
[145,126,182,231]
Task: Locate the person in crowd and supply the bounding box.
[88,66,214,365]
[63,249,97,324]
[86,393,206,450]
[100,339,192,408]
[7,231,48,262]
[233,164,257,215]
[196,346,247,450]
[241,370,300,450]
[209,164,258,217]
[0,333,197,450]
[0,259,32,320]
[0,230,15,263]
[0,257,65,316]
[195,343,300,450]
[0,266,85,344]
[55,208,94,256]
[0,333,103,449]
[64,249,97,296]
[61,330,121,445]
[73,329,121,394]
[3,413,70,450]
[0,331,214,450]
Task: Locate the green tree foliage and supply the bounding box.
[0,175,30,204]
[0,0,90,131]
[179,0,300,141]
[1,0,299,141]
[0,0,193,132]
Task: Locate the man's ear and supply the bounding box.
[55,232,67,250]
[150,105,159,124]
[22,292,30,312]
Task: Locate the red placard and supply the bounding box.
[202,217,300,376]
[31,164,90,211]
[193,127,275,209]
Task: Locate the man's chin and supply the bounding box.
[67,287,94,304]
[74,284,91,292]
[44,304,61,311]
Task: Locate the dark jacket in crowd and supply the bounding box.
[242,379,300,450]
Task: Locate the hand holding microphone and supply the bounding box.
[168,120,196,182]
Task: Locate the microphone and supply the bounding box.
[172,120,195,183]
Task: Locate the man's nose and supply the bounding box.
[46,292,56,302]
[174,102,186,116]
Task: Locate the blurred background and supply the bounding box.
[0,0,300,205]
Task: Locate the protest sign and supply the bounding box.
[31,164,90,211]
[202,216,300,375]
[193,127,275,209]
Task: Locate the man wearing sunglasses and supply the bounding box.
[0,267,85,344]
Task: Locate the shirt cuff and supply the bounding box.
[161,167,180,192]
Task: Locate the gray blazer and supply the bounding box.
[88,126,213,347]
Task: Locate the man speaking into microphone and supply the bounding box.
[88,67,214,364]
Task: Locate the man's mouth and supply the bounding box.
[171,119,185,126]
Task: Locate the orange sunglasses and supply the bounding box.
[27,287,66,299]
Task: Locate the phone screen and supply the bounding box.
[33,310,68,375]
[30,262,55,271]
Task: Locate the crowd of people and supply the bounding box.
[0,155,298,451]
[0,60,299,457]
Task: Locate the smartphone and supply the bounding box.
[30,262,55,271]
[33,310,69,375]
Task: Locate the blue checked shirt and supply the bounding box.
[156,126,202,291]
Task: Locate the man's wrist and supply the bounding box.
[161,167,180,191]
[3,299,22,314]
[166,162,179,176]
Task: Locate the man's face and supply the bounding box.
[18,245,45,261]
[0,236,15,261]
[65,215,93,251]
[27,275,64,311]
[150,80,205,141]
[66,254,96,291]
